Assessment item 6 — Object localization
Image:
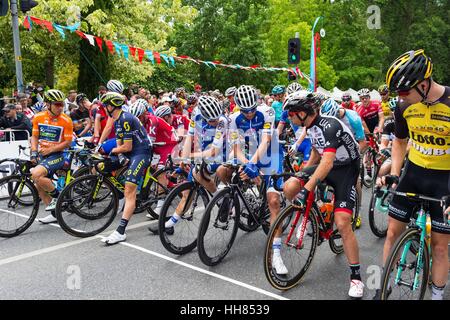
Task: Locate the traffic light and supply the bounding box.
[0,0,8,16]
[288,38,300,64]
[20,0,38,13]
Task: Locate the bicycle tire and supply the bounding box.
[264,205,319,290]
[197,187,240,266]
[361,149,377,188]
[55,174,118,237]
[158,181,209,255]
[0,175,39,238]
[380,228,430,300]
[368,189,388,238]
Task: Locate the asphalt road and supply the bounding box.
[0,186,448,301]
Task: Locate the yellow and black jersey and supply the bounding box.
[394,86,450,170]
[381,101,393,118]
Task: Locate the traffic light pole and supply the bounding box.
[10,0,24,93]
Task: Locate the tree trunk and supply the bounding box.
[44,55,54,88]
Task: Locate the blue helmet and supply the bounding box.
[320,98,341,117]
[388,97,398,112]
[271,85,286,95]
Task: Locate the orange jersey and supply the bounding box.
[32,111,73,150]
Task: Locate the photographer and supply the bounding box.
[0,104,32,141]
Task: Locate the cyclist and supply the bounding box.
[216,85,285,274]
[71,93,92,138]
[378,84,396,151]
[99,92,152,245]
[149,95,228,235]
[356,88,384,134]
[375,49,449,300]
[225,86,237,113]
[282,90,364,298]
[271,85,286,127]
[341,92,356,111]
[30,90,74,224]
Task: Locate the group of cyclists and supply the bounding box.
[22,48,449,300]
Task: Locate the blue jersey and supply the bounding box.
[340,109,365,142]
[229,105,282,173]
[114,111,151,156]
[271,101,283,122]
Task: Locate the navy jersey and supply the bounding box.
[114,111,151,156]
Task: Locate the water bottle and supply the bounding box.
[57,175,66,192]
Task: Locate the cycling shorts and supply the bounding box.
[382,118,395,141]
[303,160,360,214]
[38,152,65,177]
[297,138,312,161]
[124,154,151,185]
[388,160,450,234]
[153,146,175,165]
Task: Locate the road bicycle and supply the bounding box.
[380,191,449,300]
[360,133,381,188]
[263,170,359,290]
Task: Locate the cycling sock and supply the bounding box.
[273,237,282,256]
[165,213,180,228]
[350,263,361,281]
[431,282,446,300]
[116,218,129,235]
[48,188,60,199]
[156,199,165,208]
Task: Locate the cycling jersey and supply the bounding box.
[339,109,365,142]
[173,114,190,131]
[114,111,151,157]
[381,101,393,119]
[271,100,283,122]
[96,105,116,140]
[394,86,450,170]
[307,115,360,166]
[142,113,159,142]
[356,101,382,133]
[70,108,91,136]
[153,116,179,164]
[32,111,74,151]
[341,101,356,111]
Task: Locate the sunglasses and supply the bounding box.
[360,96,370,101]
[52,102,64,107]
[342,98,351,102]
[241,108,257,114]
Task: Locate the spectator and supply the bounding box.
[15,103,23,113]
[18,93,35,121]
[71,94,93,138]
[93,85,107,104]
[64,90,77,115]
[194,84,202,96]
[0,104,32,140]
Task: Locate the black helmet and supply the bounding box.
[76,93,88,106]
[282,90,319,114]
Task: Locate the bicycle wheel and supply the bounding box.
[261,194,291,235]
[158,181,209,255]
[380,228,429,300]
[197,187,240,266]
[0,175,39,237]
[143,167,188,219]
[368,188,389,238]
[55,174,118,237]
[329,194,360,254]
[264,205,319,290]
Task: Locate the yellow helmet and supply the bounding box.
[386,49,433,91]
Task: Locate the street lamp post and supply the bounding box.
[10,0,24,93]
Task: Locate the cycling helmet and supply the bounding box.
[76,93,88,106]
[386,49,433,91]
[154,105,172,118]
[315,91,329,102]
[357,88,370,97]
[33,101,46,112]
[106,80,124,94]
[225,86,237,97]
[198,96,222,121]
[44,89,65,103]
[342,92,352,102]
[282,90,319,114]
[129,99,149,117]
[388,97,398,111]
[187,95,198,105]
[234,85,257,111]
[320,98,341,117]
[378,84,389,94]
[175,87,185,94]
[100,92,125,108]
[286,82,303,95]
[271,85,286,95]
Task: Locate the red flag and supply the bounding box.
[178,55,191,59]
[42,20,53,32]
[250,64,260,69]
[213,60,222,64]
[137,48,145,63]
[75,30,86,39]
[23,16,31,30]
[129,46,137,58]
[30,16,42,24]
[153,52,161,64]
[95,37,103,52]
[105,40,115,54]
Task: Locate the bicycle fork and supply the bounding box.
[285,192,315,249]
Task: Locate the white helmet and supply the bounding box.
[234,85,257,111]
[154,105,172,118]
[286,82,303,95]
[129,99,149,117]
[107,80,124,94]
[320,98,341,117]
[224,86,237,97]
[198,96,222,121]
[357,88,370,97]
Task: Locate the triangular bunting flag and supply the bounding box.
[84,34,96,46]
[95,37,103,52]
[53,24,66,39]
[145,51,154,64]
[105,40,114,54]
[75,30,86,39]
[23,16,32,30]
[113,42,122,56]
[137,48,145,63]
[121,44,129,60]
[153,52,161,64]
[129,46,137,58]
